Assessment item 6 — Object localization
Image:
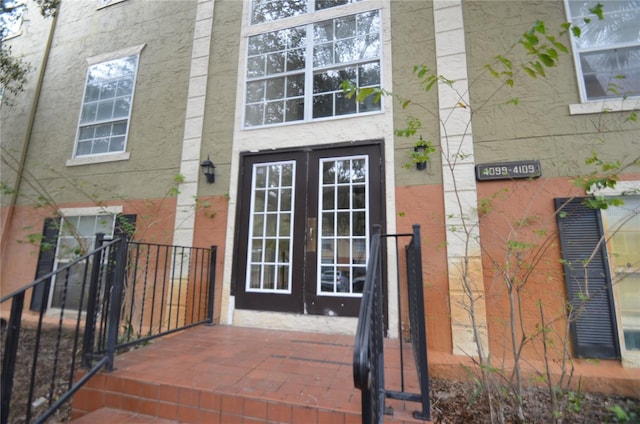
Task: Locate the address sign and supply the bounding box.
[475,160,541,181]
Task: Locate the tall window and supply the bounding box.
[565,0,640,101]
[74,54,139,157]
[244,1,381,127]
[246,161,296,293]
[604,195,640,353]
[50,214,116,310]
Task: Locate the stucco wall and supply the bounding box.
[389,0,441,188]
[201,0,243,195]
[16,0,197,205]
[462,0,640,178]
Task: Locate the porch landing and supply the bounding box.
[71,325,429,423]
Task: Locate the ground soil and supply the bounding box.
[3,326,639,423]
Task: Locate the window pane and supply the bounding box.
[265,101,284,124]
[114,97,131,118]
[266,52,285,75]
[76,141,91,156]
[251,0,307,24]
[571,6,640,49]
[316,0,351,10]
[111,136,125,152]
[335,92,357,115]
[245,104,265,126]
[313,93,333,118]
[359,62,380,86]
[314,20,334,43]
[580,47,640,100]
[247,80,266,103]
[247,56,266,78]
[266,78,285,100]
[80,103,97,124]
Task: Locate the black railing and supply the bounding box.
[0,236,216,424]
[353,225,385,423]
[353,224,431,423]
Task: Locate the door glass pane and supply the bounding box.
[246,161,296,293]
[317,155,369,296]
[604,195,640,351]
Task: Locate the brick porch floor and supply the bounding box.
[71,325,430,423]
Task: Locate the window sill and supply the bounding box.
[66,152,130,167]
[97,0,127,10]
[569,97,640,115]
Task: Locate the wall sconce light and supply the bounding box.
[414,136,428,171]
[200,155,216,184]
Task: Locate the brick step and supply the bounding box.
[72,407,178,424]
[70,326,431,423]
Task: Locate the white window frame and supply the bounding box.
[592,182,640,368]
[245,161,296,294]
[0,0,26,40]
[97,0,128,10]
[242,1,383,129]
[67,45,145,166]
[47,206,122,316]
[564,0,640,115]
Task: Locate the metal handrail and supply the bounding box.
[352,224,431,423]
[1,236,217,424]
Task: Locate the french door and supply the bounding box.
[233,143,384,317]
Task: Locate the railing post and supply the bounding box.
[1,292,25,424]
[105,237,128,371]
[207,246,217,325]
[82,233,105,367]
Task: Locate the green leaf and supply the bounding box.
[624,112,637,123]
[520,40,535,54]
[486,65,499,79]
[571,26,582,38]
[533,20,546,34]
[589,2,604,20]
[552,40,569,53]
[425,76,437,91]
[532,61,545,77]
[523,32,539,46]
[538,53,554,67]
[523,66,537,78]
[356,87,374,102]
[506,97,519,105]
[497,55,512,70]
[505,78,514,87]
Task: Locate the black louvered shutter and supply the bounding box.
[555,197,620,359]
[114,214,137,240]
[30,218,61,311]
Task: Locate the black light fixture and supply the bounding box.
[200,155,216,184]
[414,136,428,171]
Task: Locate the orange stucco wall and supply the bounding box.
[192,195,229,324]
[0,198,177,311]
[395,184,452,354]
[476,177,583,363]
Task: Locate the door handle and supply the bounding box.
[306,217,317,252]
